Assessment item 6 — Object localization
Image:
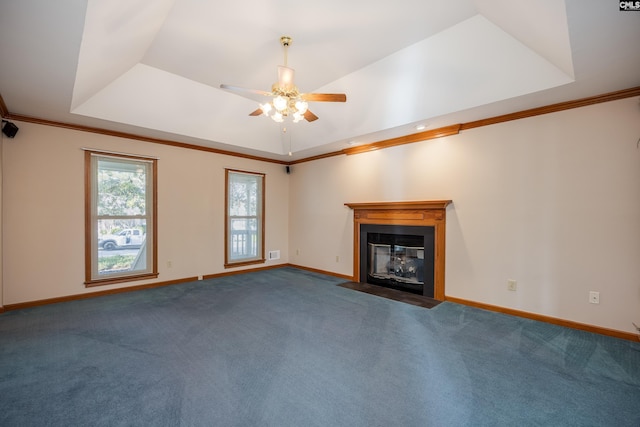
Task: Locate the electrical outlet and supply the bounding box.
[507,279,517,291]
[336,255,340,263]
[166,260,172,268]
[296,249,300,255]
[589,291,600,304]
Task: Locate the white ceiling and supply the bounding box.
[1,0,639,161]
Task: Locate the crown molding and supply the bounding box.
[342,124,462,156]
[1,109,288,165]
[290,86,640,164]
[2,86,639,166]
[460,86,640,130]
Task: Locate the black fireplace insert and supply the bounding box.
[360,224,435,297]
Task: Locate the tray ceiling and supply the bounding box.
[1,0,638,161]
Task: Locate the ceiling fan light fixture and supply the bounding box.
[272,111,284,123]
[221,35,346,125]
[292,112,304,123]
[294,100,308,115]
[260,102,272,115]
[273,95,288,112]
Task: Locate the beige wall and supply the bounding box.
[3,97,640,335]
[1,122,289,304]
[289,97,640,334]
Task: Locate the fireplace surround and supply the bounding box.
[345,200,451,300]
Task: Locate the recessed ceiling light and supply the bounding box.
[415,124,427,131]
[347,140,357,146]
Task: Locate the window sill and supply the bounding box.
[85,272,159,287]
[224,259,266,269]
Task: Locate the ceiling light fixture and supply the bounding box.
[221,36,346,124]
[258,36,309,123]
[415,124,427,131]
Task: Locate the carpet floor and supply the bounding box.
[1,267,639,426]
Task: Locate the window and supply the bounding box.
[225,169,265,267]
[85,151,158,286]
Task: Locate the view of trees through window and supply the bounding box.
[96,158,148,275]
[86,152,156,284]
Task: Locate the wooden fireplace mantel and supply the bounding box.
[344,200,451,211]
[345,200,451,300]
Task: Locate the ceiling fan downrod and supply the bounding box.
[280,36,292,66]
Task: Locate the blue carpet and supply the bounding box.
[1,267,639,426]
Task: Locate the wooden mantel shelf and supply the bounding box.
[345,200,452,301]
[345,200,451,210]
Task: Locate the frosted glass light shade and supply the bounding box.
[294,100,308,114]
[273,96,287,111]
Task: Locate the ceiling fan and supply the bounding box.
[220,36,347,123]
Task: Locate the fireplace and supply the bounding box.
[345,200,451,301]
[361,224,435,297]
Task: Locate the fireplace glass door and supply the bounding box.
[366,232,426,295]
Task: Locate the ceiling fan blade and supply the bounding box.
[249,108,263,116]
[304,110,319,122]
[219,84,271,96]
[300,93,347,102]
[219,84,272,102]
[277,66,295,91]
